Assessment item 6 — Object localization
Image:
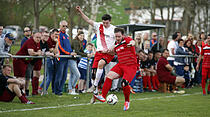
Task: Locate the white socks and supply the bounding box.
[94,68,103,87]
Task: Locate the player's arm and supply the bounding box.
[76,6,94,26]
[171,48,175,55]
[127,40,135,47]
[28,49,42,56]
[165,64,173,72]
[196,54,202,71]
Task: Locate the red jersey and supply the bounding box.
[16,38,40,56]
[157,56,171,78]
[47,37,56,49]
[114,37,137,66]
[201,44,210,68]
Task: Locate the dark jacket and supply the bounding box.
[71,39,87,57]
[175,46,190,64]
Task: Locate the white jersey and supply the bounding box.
[167,40,176,61]
[93,22,116,51]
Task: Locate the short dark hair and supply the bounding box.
[155,50,161,54]
[50,29,59,36]
[172,32,178,40]
[178,39,184,44]
[2,64,12,69]
[199,32,206,39]
[102,14,111,21]
[114,28,125,35]
[208,34,210,37]
[162,49,169,53]
[148,51,153,54]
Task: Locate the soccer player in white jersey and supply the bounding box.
[76,6,116,97]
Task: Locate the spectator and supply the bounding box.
[143,41,150,54]
[199,32,206,46]
[157,49,185,87]
[194,39,202,85]
[167,32,179,66]
[174,39,192,76]
[54,20,76,95]
[150,32,157,48]
[21,27,33,96]
[13,32,42,94]
[68,31,92,95]
[142,32,149,49]
[77,27,87,49]
[78,43,94,93]
[196,34,210,95]
[0,33,15,70]
[150,51,160,91]
[135,34,142,49]
[94,28,137,111]
[0,65,34,104]
[39,29,59,93]
[32,31,54,95]
[151,37,164,53]
[21,27,32,47]
[76,6,116,96]
[0,26,4,40]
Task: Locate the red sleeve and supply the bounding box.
[125,37,133,44]
[27,40,36,50]
[47,38,53,49]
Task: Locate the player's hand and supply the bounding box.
[71,52,77,56]
[196,64,199,71]
[76,6,81,12]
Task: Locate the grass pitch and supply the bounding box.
[0,86,210,117]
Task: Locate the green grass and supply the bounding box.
[0,86,210,117]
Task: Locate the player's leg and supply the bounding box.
[201,68,208,95]
[206,68,210,94]
[94,71,119,102]
[175,76,185,86]
[93,59,106,94]
[122,65,137,111]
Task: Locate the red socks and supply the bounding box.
[123,85,130,102]
[19,95,29,103]
[102,78,112,98]
[143,76,147,89]
[151,75,160,90]
[32,77,39,95]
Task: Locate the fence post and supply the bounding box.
[42,56,47,95]
[86,57,90,90]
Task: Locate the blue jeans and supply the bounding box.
[175,65,185,76]
[40,58,57,92]
[54,58,69,94]
[68,59,81,90]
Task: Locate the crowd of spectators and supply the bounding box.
[0,13,209,104]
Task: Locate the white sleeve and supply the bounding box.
[93,22,100,30]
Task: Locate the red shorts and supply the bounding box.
[0,88,16,102]
[13,59,27,77]
[202,67,210,79]
[92,52,114,68]
[111,64,137,83]
[158,74,176,84]
[34,59,42,71]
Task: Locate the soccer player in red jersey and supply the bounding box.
[94,28,137,111]
[196,34,210,95]
[76,6,116,95]
[13,32,42,93]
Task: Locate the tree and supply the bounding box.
[33,0,52,31]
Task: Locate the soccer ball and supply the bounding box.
[106,94,118,105]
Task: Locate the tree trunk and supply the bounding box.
[87,0,100,42]
[33,0,39,31]
[52,0,58,28]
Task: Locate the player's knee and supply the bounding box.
[121,79,129,87]
[98,60,106,69]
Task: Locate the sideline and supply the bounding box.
[0,92,201,113]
